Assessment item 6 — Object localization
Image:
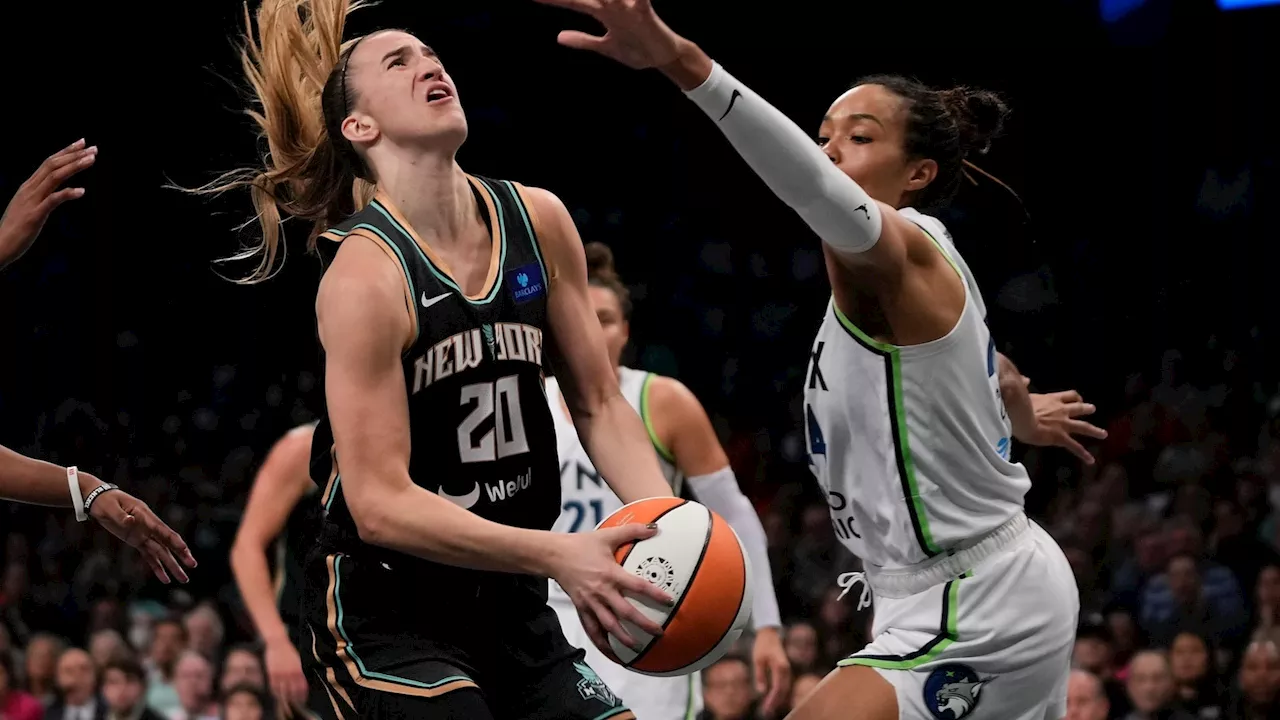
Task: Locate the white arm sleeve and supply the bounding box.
[686,466,782,630]
[684,62,883,255]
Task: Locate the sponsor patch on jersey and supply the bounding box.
[923,664,989,719]
[508,262,546,304]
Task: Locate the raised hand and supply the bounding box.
[1024,389,1108,465]
[0,139,97,269]
[86,482,197,584]
[549,522,674,655]
[534,0,686,70]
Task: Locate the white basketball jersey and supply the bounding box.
[803,208,1031,571]
[547,367,684,601]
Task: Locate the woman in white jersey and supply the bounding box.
[546,242,792,718]
[538,2,1108,719]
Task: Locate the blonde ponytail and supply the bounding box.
[187,0,375,283]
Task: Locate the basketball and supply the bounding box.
[595,497,754,677]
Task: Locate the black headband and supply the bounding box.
[339,35,366,113]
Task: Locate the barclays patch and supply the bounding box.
[508,262,545,304]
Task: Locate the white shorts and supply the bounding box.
[549,589,702,720]
[841,515,1078,720]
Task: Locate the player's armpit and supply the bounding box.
[516,185,672,503]
[644,375,729,478]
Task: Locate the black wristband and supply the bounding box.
[83,483,120,514]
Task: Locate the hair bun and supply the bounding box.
[584,241,618,279]
[940,87,1010,156]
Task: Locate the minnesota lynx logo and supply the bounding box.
[573,662,617,707]
[923,664,989,719]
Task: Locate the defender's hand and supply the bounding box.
[0,139,97,269]
[534,0,685,70]
[752,627,792,716]
[86,481,197,583]
[550,523,674,654]
[1024,389,1108,464]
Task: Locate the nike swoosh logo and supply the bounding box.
[421,292,451,309]
[718,88,742,121]
[438,483,479,510]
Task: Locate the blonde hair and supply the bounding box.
[188,0,377,283]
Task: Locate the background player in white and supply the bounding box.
[536,1,1107,718]
[546,242,791,718]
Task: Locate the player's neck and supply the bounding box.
[376,149,474,248]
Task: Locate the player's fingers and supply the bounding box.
[754,653,768,695]
[36,147,96,194]
[38,187,86,215]
[533,0,602,13]
[761,661,788,714]
[1054,389,1083,403]
[134,501,197,568]
[140,538,172,584]
[599,521,658,548]
[619,566,675,607]
[578,605,605,648]
[1068,419,1108,440]
[1065,401,1096,417]
[557,29,610,53]
[1058,434,1094,465]
[146,537,189,584]
[593,600,639,650]
[31,139,86,182]
[289,674,309,705]
[607,589,664,641]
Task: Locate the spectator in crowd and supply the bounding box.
[699,655,757,720]
[1229,633,1280,720]
[142,619,183,716]
[0,651,43,720]
[214,648,262,696]
[1124,649,1196,720]
[782,622,820,675]
[789,673,823,715]
[1210,501,1279,600]
[180,608,221,665]
[1067,669,1111,720]
[1141,552,1249,650]
[168,652,217,720]
[100,656,165,720]
[219,684,269,720]
[1074,618,1133,717]
[1169,631,1226,718]
[87,631,127,671]
[1254,564,1280,631]
[46,647,104,720]
[24,634,64,708]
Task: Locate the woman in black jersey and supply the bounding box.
[230,423,320,716]
[199,0,678,717]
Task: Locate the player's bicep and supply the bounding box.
[234,428,314,548]
[519,186,619,416]
[317,243,415,526]
[650,377,730,478]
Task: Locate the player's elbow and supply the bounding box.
[344,476,396,547]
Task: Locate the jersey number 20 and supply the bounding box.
[458,375,529,463]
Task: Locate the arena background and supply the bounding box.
[2,0,1280,718]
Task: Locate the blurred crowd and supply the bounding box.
[4,335,1280,720]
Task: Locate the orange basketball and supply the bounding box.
[595,497,754,677]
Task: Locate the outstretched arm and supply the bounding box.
[517,185,673,503]
[645,375,790,714]
[0,445,195,583]
[229,424,314,709]
[536,0,935,279]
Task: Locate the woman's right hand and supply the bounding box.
[264,636,309,716]
[548,522,674,654]
[534,0,687,71]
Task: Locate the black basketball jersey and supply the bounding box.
[308,175,559,598]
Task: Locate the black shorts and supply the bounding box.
[301,548,635,720]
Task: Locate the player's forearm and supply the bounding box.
[229,541,292,644]
[664,49,882,255]
[352,480,563,575]
[0,444,98,507]
[687,468,781,629]
[996,353,1037,441]
[574,395,675,504]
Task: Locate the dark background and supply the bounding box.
[2,0,1278,622]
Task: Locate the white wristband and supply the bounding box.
[67,466,87,522]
